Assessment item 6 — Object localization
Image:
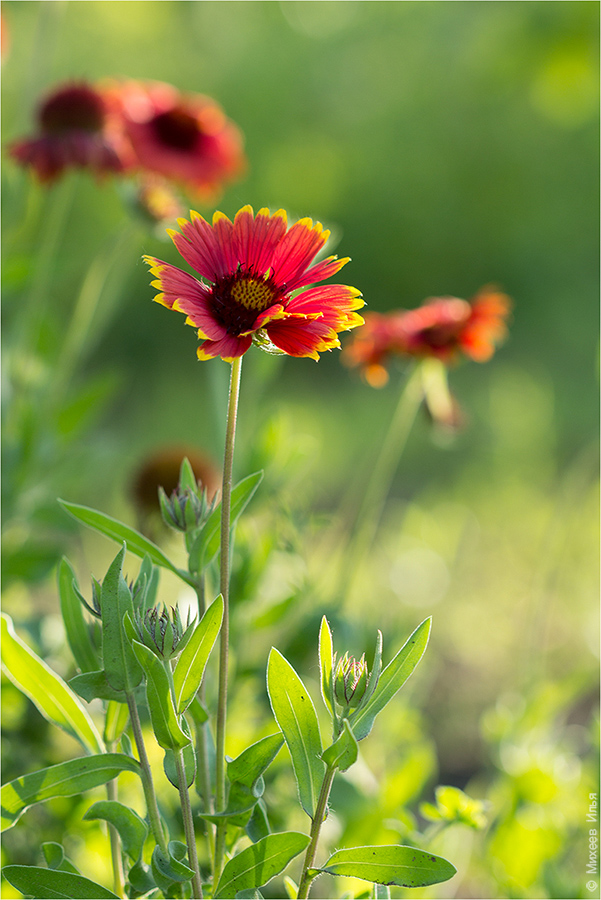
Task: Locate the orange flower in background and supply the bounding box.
[145,204,364,362]
[9,81,127,182]
[343,286,511,386]
[105,79,246,201]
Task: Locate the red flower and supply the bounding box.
[343,287,511,385]
[105,79,245,201]
[144,205,364,362]
[9,82,127,183]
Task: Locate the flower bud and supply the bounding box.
[334,652,368,709]
[131,604,194,660]
[159,485,210,532]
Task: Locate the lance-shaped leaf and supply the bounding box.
[163,718,196,788]
[59,499,194,587]
[152,842,194,885]
[83,800,148,862]
[0,613,103,756]
[58,557,99,673]
[315,844,456,888]
[228,733,284,788]
[321,719,358,773]
[100,546,143,693]
[131,640,190,751]
[2,865,120,899]
[349,618,431,742]
[42,842,79,874]
[267,649,324,818]
[362,629,383,708]
[103,700,129,746]
[188,471,263,572]
[319,617,335,717]
[173,594,223,713]
[213,831,310,899]
[70,670,126,703]
[1,753,141,832]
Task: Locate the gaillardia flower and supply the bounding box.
[9,81,126,183]
[106,79,245,200]
[144,205,364,361]
[343,286,510,385]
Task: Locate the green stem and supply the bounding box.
[126,692,169,854]
[297,765,337,900]
[213,355,243,885]
[340,362,424,601]
[194,577,215,856]
[174,746,204,899]
[105,771,126,898]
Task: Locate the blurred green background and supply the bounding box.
[2,2,599,899]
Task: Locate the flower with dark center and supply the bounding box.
[144,204,364,361]
[9,81,127,183]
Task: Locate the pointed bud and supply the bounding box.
[334,652,369,709]
[131,604,195,660]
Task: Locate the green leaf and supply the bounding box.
[83,800,148,862]
[41,843,79,874]
[69,670,126,703]
[127,859,155,894]
[103,700,129,746]
[197,780,260,825]
[319,616,335,717]
[188,471,263,572]
[266,649,324,818]
[163,719,196,788]
[101,546,144,693]
[179,456,198,493]
[2,865,120,899]
[213,831,310,899]
[0,613,103,756]
[58,499,194,586]
[362,630,383,708]
[1,753,141,832]
[228,733,284,787]
[131,640,190,750]
[246,800,271,843]
[317,845,456,888]
[321,719,358,772]
[133,555,160,612]
[173,594,223,713]
[151,843,194,883]
[58,557,99,673]
[350,618,431,742]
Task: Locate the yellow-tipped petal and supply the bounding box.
[212,209,232,225]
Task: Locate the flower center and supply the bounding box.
[40,86,106,133]
[153,107,200,151]
[211,272,281,335]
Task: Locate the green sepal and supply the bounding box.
[100,546,143,693]
[319,616,335,718]
[58,557,99,673]
[83,800,148,862]
[188,471,263,573]
[130,640,191,751]
[267,648,324,818]
[69,670,127,703]
[1,613,104,756]
[1,753,142,832]
[213,831,310,899]
[349,618,431,741]
[316,844,456,888]
[173,593,223,713]
[58,499,195,586]
[41,842,80,874]
[321,719,358,772]
[1,865,120,899]
[163,718,196,788]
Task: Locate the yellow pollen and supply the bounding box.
[231,277,275,311]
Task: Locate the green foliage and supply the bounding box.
[314,844,457,888]
[130,639,190,751]
[57,557,99,673]
[172,593,223,713]
[100,546,143,694]
[0,613,104,755]
[213,832,310,899]
[2,865,120,899]
[322,719,358,773]
[267,648,324,818]
[83,801,148,862]
[1,753,141,832]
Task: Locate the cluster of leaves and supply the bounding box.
[0,459,458,899]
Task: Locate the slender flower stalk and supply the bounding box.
[174,746,204,899]
[125,693,169,855]
[105,774,126,899]
[193,576,216,857]
[297,764,337,900]
[213,355,243,883]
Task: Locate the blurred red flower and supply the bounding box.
[9,81,127,182]
[145,204,364,362]
[105,79,246,201]
[343,287,511,386]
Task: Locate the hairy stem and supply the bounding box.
[213,355,243,884]
[297,765,337,900]
[194,577,215,857]
[126,693,169,854]
[105,768,125,898]
[174,746,204,899]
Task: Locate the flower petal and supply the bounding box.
[143,256,226,339]
[270,218,329,288]
[170,209,235,281]
[286,284,364,332]
[286,254,351,291]
[233,206,288,275]
[197,333,252,362]
[265,315,342,360]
